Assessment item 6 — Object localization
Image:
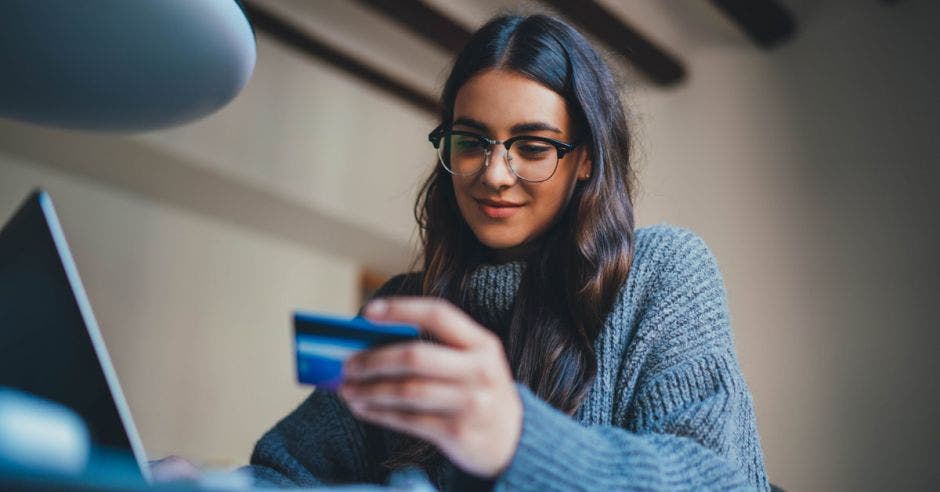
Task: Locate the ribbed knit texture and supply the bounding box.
[246,224,769,491]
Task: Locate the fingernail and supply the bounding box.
[365,299,388,317]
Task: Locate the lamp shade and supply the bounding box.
[0,0,256,132]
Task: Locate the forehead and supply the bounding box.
[453,69,571,134]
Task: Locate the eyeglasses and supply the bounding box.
[428,126,578,183]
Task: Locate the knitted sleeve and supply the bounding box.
[244,389,384,487]
[243,274,417,487]
[493,227,769,491]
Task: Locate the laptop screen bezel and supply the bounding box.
[36,191,152,483]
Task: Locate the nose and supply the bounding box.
[480,145,517,190]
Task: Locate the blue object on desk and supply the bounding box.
[0,387,90,476]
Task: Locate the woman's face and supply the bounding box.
[450,69,591,258]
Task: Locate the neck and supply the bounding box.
[489,238,542,263]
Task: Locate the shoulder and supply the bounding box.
[628,223,725,301]
[370,272,423,299]
[595,224,728,342]
[633,223,718,272]
[620,224,732,351]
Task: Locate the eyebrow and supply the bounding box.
[452,117,563,135]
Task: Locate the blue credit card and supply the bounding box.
[293,311,420,391]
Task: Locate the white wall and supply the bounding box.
[139,31,437,250]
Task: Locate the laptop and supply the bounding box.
[0,189,150,483]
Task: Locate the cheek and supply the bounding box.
[451,179,475,219]
[528,185,570,227]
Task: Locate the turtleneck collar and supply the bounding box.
[486,235,545,263]
[463,260,526,331]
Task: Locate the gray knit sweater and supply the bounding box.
[247,224,769,491]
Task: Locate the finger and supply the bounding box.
[364,297,493,349]
[340,378,467,414]
[344,342,476,382]
[149,456,200,483]
[348,401,452,445]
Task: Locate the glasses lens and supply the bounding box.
[508,139,559,182]
[439,133,486,176]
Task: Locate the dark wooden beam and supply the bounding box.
[540,0,686,86]
[241,1,438,115]
[708,0,796,49]
[355,0,471,54]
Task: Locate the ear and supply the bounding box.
[576,146,593,181]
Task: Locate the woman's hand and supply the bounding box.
[338,297,522,478]
[148,455,199,483]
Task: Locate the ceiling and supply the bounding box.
[245,0,818,115]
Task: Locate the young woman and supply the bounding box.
[248,14,768,491]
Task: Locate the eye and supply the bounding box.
[453,136,485,154]
[515,141,553,160]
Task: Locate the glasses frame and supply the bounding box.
[428,126,579,183]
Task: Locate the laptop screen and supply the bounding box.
[0,190,147,481]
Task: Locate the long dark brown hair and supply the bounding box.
[384,14,637,474]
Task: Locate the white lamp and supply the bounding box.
[0,0,256,131]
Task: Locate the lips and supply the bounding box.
[475,198,523,219]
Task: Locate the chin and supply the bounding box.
[471,227,525,250]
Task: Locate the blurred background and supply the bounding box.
[1,0,938,490]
